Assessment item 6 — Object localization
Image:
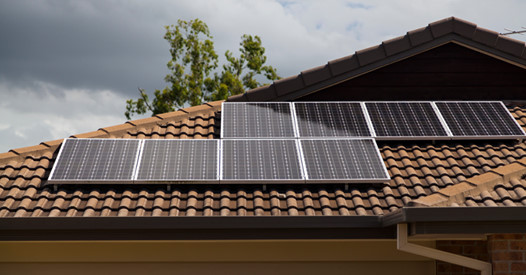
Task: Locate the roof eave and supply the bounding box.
[0,216,391,241]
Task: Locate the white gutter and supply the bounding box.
[397,223,492,275]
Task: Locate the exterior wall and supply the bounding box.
[436,234,526,275]
[488,234,526,275]
[436,240,488,275]
[0,240,435,275]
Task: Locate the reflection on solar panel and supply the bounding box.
[436,101,526,138]
[48,139,140,183]
[300,139,389,183]
[366,102,448,139]
[136,140,218,182]
[221,102,295,138]
[294,102,372,137]
[221,139,303,182]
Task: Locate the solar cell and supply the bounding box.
[300,139,390,183]
[136,140,219,182]
[48,139,141,183]
[436,101,526,138]
[221,139,303,183]
[221,102,295,138]
[294,102,372,137]
[365,102,448,139]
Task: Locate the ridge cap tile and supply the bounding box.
[495,35,526,57]
[489,162,526,183]
[472,26,499,47]
[327,54,360,76]
[301,64,333,86]
[355,44,387,66]
[245,84,278,101]
[382,35,412,56]
[451,17,477,38]
[273,74,305,97]
[407,26,434,46]
[227,92,248,102]
[428,16,454,38]
[71,130,108,139]
[127,116,162,126]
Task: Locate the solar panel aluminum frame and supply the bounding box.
[299,138,391,184]
[48,138,142,185]
[435,101,526,140]
[220,139,305,184]
[220,102,296,139]
[364,101,451,141]
[134,139,220,184]
[292,101,373,139]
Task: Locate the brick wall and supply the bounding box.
[436,234,526,275]
[488,234,526,275]
[436,240,488,275]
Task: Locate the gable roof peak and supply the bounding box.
[229,17,526,102]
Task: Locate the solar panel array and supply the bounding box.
[48,138,389,184]
[49,101,523,185]
[222,101,525,140]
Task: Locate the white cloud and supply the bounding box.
[0,79,143,152]
[2,0,526,153]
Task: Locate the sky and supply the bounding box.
[1,0,526,153]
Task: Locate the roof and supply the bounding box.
[229,17,526,102]
[2,17,526,239]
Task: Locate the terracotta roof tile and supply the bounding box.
[3,19,526,219]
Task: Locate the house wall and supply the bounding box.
[436,234,526,275]
[298,43,526,101]
[0,240,435,275]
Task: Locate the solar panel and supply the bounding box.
[221,102,296,138]
[221,139,303,183]
[48,138,141,183]
[436,101,526,138]
[300,139,390,183]
[294,102,372,137]
[136,140,219,183]
[365,102,448,139]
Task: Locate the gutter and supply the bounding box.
[397,223,492,275]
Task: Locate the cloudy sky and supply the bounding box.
[1,0,525,152]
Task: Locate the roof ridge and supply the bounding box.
[409,158,526,207]
[0,100,223,164]
[229,16,526,102]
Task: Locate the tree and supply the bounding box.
[125,19,279,119]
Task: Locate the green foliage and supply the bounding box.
[125,19,280,119]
